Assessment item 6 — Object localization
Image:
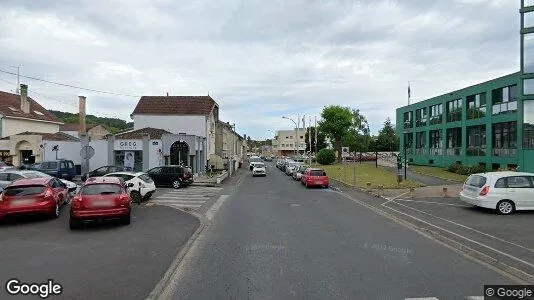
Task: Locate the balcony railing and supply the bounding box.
[493,148,517,157]
[492,101,517,115]
[429,116,442,125]
[415,148,427,155]
[466,147,486,156]
[404,121,413,129]
[416,118,427,127]
[445,148,462,156]
[446,112,462,122]
[429,148,443,155]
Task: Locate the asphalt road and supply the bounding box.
[0,204,199,300]
[165,162,518,300]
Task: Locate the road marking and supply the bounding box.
[465,297,484,300]
[168,204,202,208]
[382,202,534,269]
[387,200,534,254]
[149,186,221,210]
[405,298,439,300]
[382,190,411,206]
[205,195,230,221]
[290,204,301,207]
[153,200,207,204]
[394,199,471,207]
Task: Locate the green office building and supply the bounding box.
[396,0,534,173]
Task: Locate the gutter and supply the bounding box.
[3,115,63,125]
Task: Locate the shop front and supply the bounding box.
[113,139,143,172]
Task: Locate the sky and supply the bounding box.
[0,0,521,140]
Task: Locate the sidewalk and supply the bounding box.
[378,158,454,186]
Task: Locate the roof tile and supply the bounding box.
[114,127,171,140]
[132,96,217,116]
[0,91,60,123]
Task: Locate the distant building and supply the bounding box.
[274,129,307,157]
[59,123,110,140]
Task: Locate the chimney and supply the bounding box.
[20,84,30,113]
[78,95,86,136]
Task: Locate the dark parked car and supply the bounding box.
[146,165,193,189]
[38,160,76,181]
[82,165,125,181]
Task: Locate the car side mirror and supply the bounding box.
[127,183,134,188]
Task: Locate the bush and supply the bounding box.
[316,149,336,165]
[446,163,487,176]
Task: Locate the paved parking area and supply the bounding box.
[0,204,199,300]
[330,179,534,282]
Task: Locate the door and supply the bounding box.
[147,167,163,186]
[162,167,177,186]
[505,176,534,210]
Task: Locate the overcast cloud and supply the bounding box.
[0,0,520,139]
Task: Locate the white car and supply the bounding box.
[104,172,156,203]
[460,171,534,215]
[285,163,300,176]
[252,163,266,177]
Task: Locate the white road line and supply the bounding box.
[158,195,211,199]
[168,204,203,208]
[394,199,471,207]
[382,190,411,206]
[382,202,534,269]
[153,200,206,204]
[465,297,484,300]
[388,200,534,254]
[205,195,230,221]
[405,297,439,300]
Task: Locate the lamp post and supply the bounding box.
[282,116,298,157]
[403,130,408,180]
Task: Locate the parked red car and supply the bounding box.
[301,168,330,188]
[70,177,133,229]
[0,177,69,220]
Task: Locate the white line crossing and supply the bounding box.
[149,186,223,210]
[405,297,483,300]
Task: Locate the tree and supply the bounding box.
[316,148,336,165]
[318,106,354,162]
[375,118,399,151]
[341,109,371,154]
[304,127,327,153]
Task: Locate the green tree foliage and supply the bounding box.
[316,148,336,165]
[304,127,327,153]
[50,110,133,134]
[375,118,399,151]
[341,109,371,153]
[318,106,353,162]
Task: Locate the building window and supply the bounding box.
[415,108,427,127]
[493,122,517,157]
[429,129,443,155]
[524,101,534,149]
[525,0,534,7]
[429,104,443,125]
[300,136,304,139]
[446,127,462,156]
[525,11,534,29]
[446,99,462,122]
[525,78,534,95]
[403,111,413,129]
[525,33,534,74]
[466,125,486,156]
[403,132,413,154]
[466,93,486,119]
[415,131,426,155]
[492,85,518,115]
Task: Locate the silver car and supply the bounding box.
[285,162,301,176]
[0,170,79,194]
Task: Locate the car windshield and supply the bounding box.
[254,163,265,168]
[310,170,326,176]
[138,174,153,183]
[82,184,122,195]
[465,175,487,188]
[4,185,46,196]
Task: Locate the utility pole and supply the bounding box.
[296,113,300,157]
[308,116,312,165]
[314,116,318,157]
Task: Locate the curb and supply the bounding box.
[332,181,534,284]
[145,208,208,300]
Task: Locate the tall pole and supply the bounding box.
[296,114,300,157]
[404,139,407,180]
[314,116,318,156]
[308,116,312,165]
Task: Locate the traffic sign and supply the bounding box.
[80,145,95,159]
[341,147,349,158]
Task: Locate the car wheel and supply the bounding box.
[122,212,131,225]
[131,192,142,205]
[69,217,80,230]
[172,180,182,189]
[497,200,514,215]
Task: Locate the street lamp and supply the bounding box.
[402,130,408,180]
[282,116,298,157]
